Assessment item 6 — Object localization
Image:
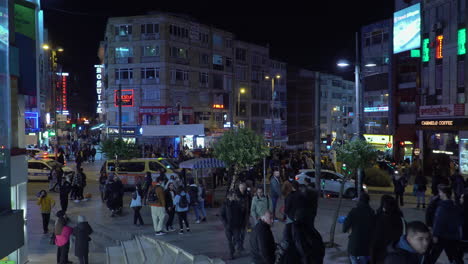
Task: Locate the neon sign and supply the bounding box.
[114,89,134,107]
[364,106,389,112]
[422,38,430,62]
[458,28,466,55]
[436,35,443,59]
[212,104,224,109]
[95,65,104,113]
[56,73,69,115]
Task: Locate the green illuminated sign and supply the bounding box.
[410,49,421,57]
[72,124,76,128]
[48,130,56,137]
[458,28,466,55]
[422,38,430,62]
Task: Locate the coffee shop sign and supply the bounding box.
[421,120,454,126]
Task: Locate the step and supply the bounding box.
[158,241,178,264]
[211,258,225,264]
[193,255,214,264]
[136,236,160,263]
[122,239,145,264]
[174,250,194,264]
[106,246,126,264]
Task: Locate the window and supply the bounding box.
[435,64,443,90]
[169,24,189,38]
[458,60,465,88]
[200,53,209,65]
[225,38,232,48]
[199,72,209,84]
[141,23,159,34]
[170,47,188,59]
[236,66,247,81]
[213,34,223,48]
[141,68,160,80]
[115,68,133,80]
[213,54,223,65]
[199,32,209,43]
[143,88,160,100]
[226,57,232,67]
[142,45,160,57]
[236,48,246,61]
[171,69,189,81]
[332,93,342,99]
[399,101,416,114]
[115,24,132,36]
[115,47,133,58]
[213,74,223,89]
[119,162,145,172]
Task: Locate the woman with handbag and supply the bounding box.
[55,210,73,264]
[73,215,93,264]
[130,184,144,226]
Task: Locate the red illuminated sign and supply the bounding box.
[436,35,443,59]
[212,104,224,109]
[114,89,134,107]
[56,73,68,113]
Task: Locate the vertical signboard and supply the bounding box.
[95,65,104,113]
[460,139,468,175]
[56,73,69,115]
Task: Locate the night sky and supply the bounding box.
[41,1,394,116]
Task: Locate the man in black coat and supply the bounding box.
[59,178,72,213]
[250,211,275,264]
[73,215,93,264]
[384,221,431,264]
[284,181,303,223]
[343,192,375,263]
[221,192,244,259]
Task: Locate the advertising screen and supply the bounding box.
[393,3,421,54]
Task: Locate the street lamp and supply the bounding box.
[265,74,281,146]
[237,88,246,126]
[336,32,376,199]
[42,44,64,152]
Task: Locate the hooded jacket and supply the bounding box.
[73,222,93,257]
[343,201,376,256]
[432,199,463,241]
[384,235,427,264]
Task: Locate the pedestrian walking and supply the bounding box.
[370,196,405,264]
[384,221,431,264]
[72,215,93,264]
[165,182,176,231]
[343,192,376,264]
[250,211,276,264]
[284,181,302,223]
[57,149,65,166]
[393,171,407,206]
[90,146,96,163]
[72,168,83,202]
[143,171,153,205]
[450,170,464,204]
[429,185,464,264]
[59,178,72,213]
[188,178,201,223]
[281,177,294,220]
[269,169,282,222]
[37,190,55,234]
[174,186,191,234]
[221,192,244,260]
[55,210,72,264]
[413,170,427,209]
[130,184,144,226]
[104,174,123,216]
[302,179,319,227]
[250,187,272,225]
[98,172,107,202]
[148,176,167,235]
[236,182,251,250]
[197,179,207,222]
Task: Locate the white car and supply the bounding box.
[28,159,74,181]
[295,169,367,198]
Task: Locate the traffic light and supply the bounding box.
[399,141,405,147]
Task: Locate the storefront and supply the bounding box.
[364,134,393,153]
[106,126,140,144]
[416,118,468,177]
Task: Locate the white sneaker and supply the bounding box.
[196,220,200,224]
[74,200,81,203]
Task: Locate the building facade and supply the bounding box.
[287,68,355,148]
[102,12,286,147]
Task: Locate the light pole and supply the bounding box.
[237,87,246,126]
[42,44,64,153]
[337,32,375,199]
[265,74,281,147]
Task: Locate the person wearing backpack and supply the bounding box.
[174,186,191,234]
[188,178,201,223]
[130,184,144,226]
[147,176,167,235]
[250,187,272,225]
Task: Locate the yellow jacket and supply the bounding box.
[37,196,55,213]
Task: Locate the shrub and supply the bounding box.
[364,167,391,187]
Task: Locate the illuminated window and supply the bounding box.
[458,28,466,55]
[422,38,430,62]
[436,35,444,59]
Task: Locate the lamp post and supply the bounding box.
[42,44,64,153]
[237,87,246,126]
[265,74,281,147]
[337,32,375,199]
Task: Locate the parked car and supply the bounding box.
[26,148,45,159]
[28,159,74,181]
[295,169,367,198]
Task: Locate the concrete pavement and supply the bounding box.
[26,160,460,263]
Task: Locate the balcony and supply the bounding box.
[141,56,160,63]
[115,35,132,42]
[142,78,160,85]
[115,57,134,64]
[141,33,160,40]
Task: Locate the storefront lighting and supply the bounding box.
[433,150,454,155]
[422,38,430,62]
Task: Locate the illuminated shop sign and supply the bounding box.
[364,106,389,112]
[107,126,138,135]
[458,28,466,55]
[393,3,421,54]
[95,65,104,113]
[114,89,134,107]
[25,111,39,130]
[436,35,444,59]
[421,120,454,126]
[422,38,430,62]
[212,104,224,109]
[56,73,68,115]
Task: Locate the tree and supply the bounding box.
[213,128,269,192]
[326,139,377,247]
[99,138,140,160]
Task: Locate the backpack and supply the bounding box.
[147,186,160,203]
[188,186,198,204]
[179,194,188,208]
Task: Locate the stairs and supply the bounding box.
[105,235,225,264]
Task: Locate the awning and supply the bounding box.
[141,124,204,137]
[179,158,226,169]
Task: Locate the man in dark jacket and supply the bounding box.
[384,221,431,264]
[284,181,303,223]
[221,192,244,259]
[59,178,72,213]
[343,192,375,264]
[270,169,282,221]
[429,185,464,264]
[73,215,93,264]
[250,211,275,264]
[236,182,251,250]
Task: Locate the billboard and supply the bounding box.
[393,3,421,54]
[114,89,134,107]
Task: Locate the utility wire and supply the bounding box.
[43,7,110,17]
